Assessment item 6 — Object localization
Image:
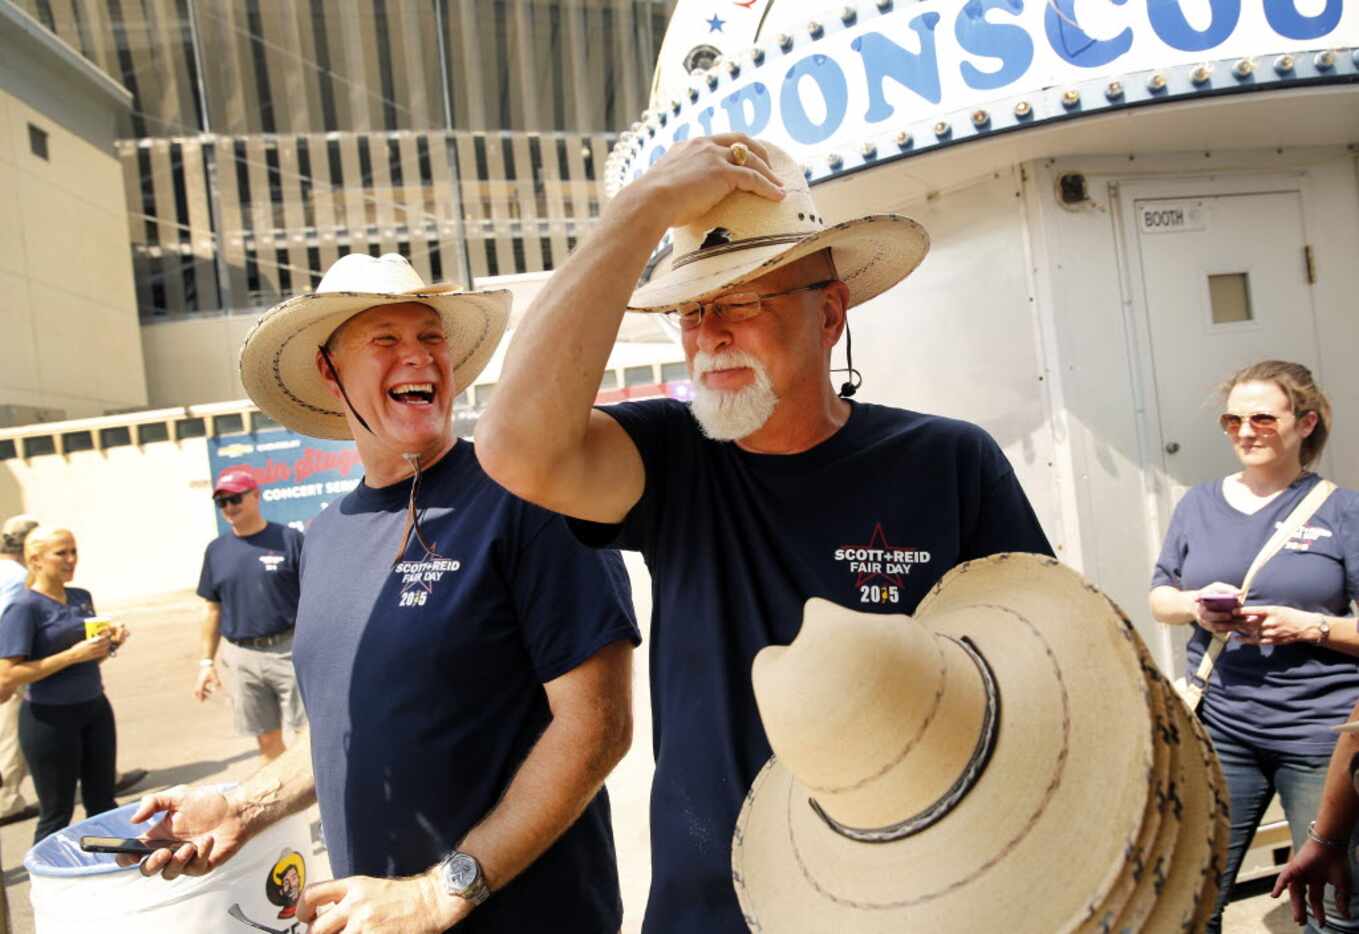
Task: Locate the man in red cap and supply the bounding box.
[194,467,306,761]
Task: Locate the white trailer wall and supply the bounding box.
[844,168,1065,562]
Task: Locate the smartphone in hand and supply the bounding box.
[80,836,188,857]
[1197,593,1242,614]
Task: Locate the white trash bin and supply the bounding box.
[25,796,322,933]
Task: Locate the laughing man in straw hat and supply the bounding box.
[120,253,641,934]
[476,136,1054,931]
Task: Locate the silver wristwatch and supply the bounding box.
[438,851,490,907]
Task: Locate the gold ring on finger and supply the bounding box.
[730,142,749,167]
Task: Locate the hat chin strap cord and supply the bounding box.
[318,344,441,565]
[807,635,1001,844]
[832,320,862,400]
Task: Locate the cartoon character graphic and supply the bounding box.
[266,850,306,918]
[226,849,307,933]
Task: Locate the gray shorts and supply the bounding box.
[218,635,307,737]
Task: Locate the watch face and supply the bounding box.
[448,854,479,890]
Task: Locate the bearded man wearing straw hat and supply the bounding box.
[120,253,641,934]
[476,136,1054,932]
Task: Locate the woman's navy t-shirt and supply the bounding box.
[293,440,640,933]
[572,398,1054,934]
[0,587,102,705]
[1152,472,1359,754]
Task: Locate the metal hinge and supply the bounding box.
[1304,245,1317,284]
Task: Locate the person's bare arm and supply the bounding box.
[298,641,634,933]
[1149,582,1243,633]
[200,600,222,661]
[122,730,316,879]
[1149,585,1199,624]
[475,134,785,523]
[1272,716,1359,926]
[0,636,112,692]
[194,600,223,701]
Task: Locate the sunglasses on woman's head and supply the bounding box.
[214,493,245,508]
[1219,412,1281,435]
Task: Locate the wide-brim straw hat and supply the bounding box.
[732,553,1227,933]
[239,253,510,440]
[627,141,929,312]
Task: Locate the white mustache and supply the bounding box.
[692,350,765,381]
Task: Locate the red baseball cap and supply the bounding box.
[212,468,259,495]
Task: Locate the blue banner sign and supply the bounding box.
[206,430,361,535]
[611,0,1357,193]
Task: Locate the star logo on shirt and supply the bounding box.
[400,546,439,595]
[706,13,725,32]
[841,523,907,588]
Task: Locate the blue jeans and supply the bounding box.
[1207,722,1359,933]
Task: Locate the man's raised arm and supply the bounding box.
[474,134,784,523]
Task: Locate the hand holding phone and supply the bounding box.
[1198,593,1242,614]
[80,835,188,857]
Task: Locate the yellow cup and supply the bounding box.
[84,616,113,639]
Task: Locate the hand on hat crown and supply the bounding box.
[626,134,785,229]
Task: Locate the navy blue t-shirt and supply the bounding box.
[1152,473,1359,754]
[294,440,639,934]
[0,587,102,705]
[571,399,1054,934]
[196,522,303,642]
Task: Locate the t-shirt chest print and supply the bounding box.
[1285,521,1333,552]
[394,545,463,608]
[258,552,285,572]
[833,521,933,606]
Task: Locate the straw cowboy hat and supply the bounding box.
[732,553,1228,933]
[627,141,929,312]
[239,253,510,440]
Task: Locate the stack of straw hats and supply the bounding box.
[733,553,1228,933]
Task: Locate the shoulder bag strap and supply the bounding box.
[1187,478,1337,706]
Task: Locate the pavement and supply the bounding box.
[0,562,1306,932]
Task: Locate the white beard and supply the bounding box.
[689,350,779,441]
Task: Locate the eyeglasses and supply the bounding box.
[664,280,836,331]
[214,493,245,508]
[1219,412,1283,435]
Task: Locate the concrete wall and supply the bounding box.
[0,434,217,605]
[141,315,258,408]
[0,16,146,422]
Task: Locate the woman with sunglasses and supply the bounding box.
[0,527,129,843]
[1149,360,1359,933]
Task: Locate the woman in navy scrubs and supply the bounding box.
[0,528,128,843]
